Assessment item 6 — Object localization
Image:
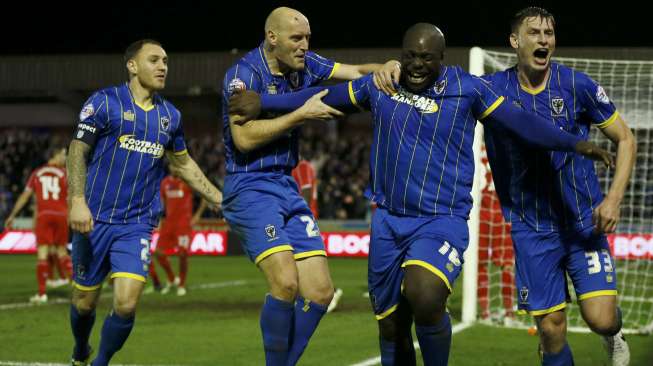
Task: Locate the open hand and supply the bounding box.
[373,60,401,95]
[298,90,345,120]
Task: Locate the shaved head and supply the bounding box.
[402,23,445,56]
[265,7,309,34]
[263,7,311,73]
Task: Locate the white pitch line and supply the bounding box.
[0,280,249,311]
[348,322,473,366]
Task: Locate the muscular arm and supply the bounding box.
[593,115,637,233]
[229,90,342,152]
[67,139,94,233]
[333,63,384,80]
[229,109,307,154]
[336,61,401,95]
[165,151,222,207]
[3,189,33,228]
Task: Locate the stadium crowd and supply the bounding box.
[0,124,374,227]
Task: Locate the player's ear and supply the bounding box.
[126,59,137,75]
[509,33,519,49]
[267,30,278,46]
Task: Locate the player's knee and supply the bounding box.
[72,290,99,314]
[113,297,138,317]
[403,279,447,324]
[378,318,399,341]
[537,312,567,341]
[586,313,620,336]
[73,300,96,315]
[270,276,298,301]
[310,285,334,306]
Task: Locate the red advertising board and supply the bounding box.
[4,230,650,260]
[0,230,227,255]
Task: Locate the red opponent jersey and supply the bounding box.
[160,175,193,228]
[292,160,318,219]
[26,164,67,217]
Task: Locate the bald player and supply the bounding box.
[221,7,400,366]
[229,23,613,366]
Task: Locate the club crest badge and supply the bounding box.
[265,224,278,241]
[519,286,529,304]
[434,80,447,94]
[551,97,565,115]
[160,116,170,131]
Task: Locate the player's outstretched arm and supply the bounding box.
[3,189,33,229]
[482,101,614,167]
[165,151,222,211]
[334,60,401,95]
[592,115,637,233]
[229,83,354,123]
[67,140,94,234]
[228,89,343,153]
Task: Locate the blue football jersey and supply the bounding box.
[222,43,338,174]
[483,62,619,232]
[77,83,187,225]
[348,66,504,218]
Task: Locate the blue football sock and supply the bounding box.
[91,311,135,366]
[286,296,327,366]
[379,337,397,366]
[415,313,452,366]
[70,305,95,360]
[542,343,574,366]
[260,294,294,366]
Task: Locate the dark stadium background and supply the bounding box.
[1,0,649,55]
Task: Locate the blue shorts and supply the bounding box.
[368,207,469,319]
[71,222,155,290]
[222,172,325,264]
[511,221,618,316]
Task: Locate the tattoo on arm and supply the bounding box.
[67,140,92,198]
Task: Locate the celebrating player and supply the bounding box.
[67,39,222,366]
[221,6,400,366]
[482,7,635,365]
[229,22,613,365]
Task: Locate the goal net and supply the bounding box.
[466,47,653,334]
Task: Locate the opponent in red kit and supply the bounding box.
[291,158,318,218]
[149,172,207,296]
[4,147,70,303]
[477,144,515,322]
